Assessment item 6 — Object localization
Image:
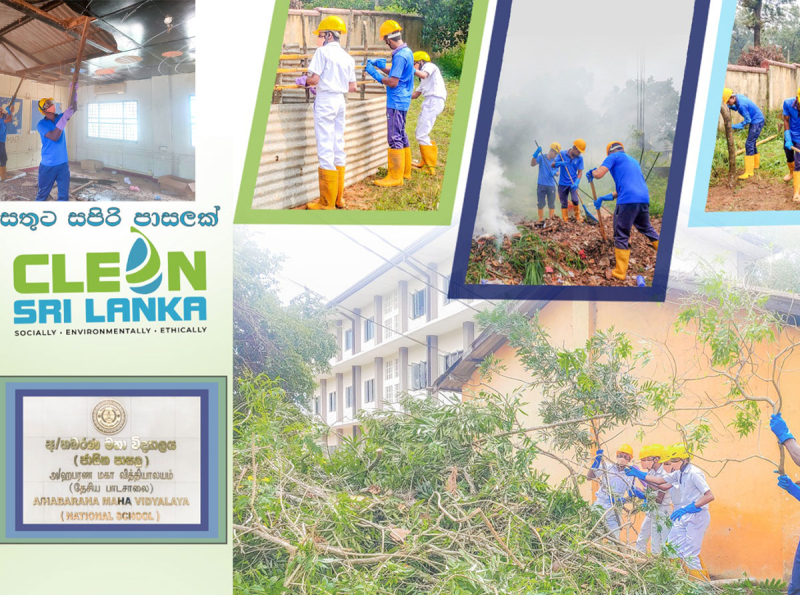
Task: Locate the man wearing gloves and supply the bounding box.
[784,87,800,202]
[768,412,800,594]
[625,443,714,579]
[410,51,446,176]
[633,444,673,555]
[36,86,76,202]
[723,88,765,181]
[300,15,357,210]
[553,139,586,222]
[588,141,659,281]
[364,20,415,187]
[0,103,14,181]
[531,143,561,223]
[586,444,644,540]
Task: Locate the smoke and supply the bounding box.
[474,149,518,238]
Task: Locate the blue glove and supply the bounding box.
[593,193,614,211]
[591,449,604,469]
[553,159,567,167]
[571,179,580,190]
[786,130,794,151]
[365,62,383,84]
[778,475,800,502]
[732,122,744,130]
[770,413,794,444]
[624,466,647,481]
[533,146,542,159]
[374,58,387,69]
[670,503,702,521]
[628,487,647,500]
[586,168,596,183]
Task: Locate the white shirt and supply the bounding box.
[647,465,672,507]
[307,42,356,95]
[664,463,711,510]
[416,62,447,101]
[594,462,636,507]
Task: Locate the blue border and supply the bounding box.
[449,0,711,302]
[686,0,785,226]
[5,381,220,541]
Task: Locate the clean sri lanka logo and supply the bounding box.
[13,227,207,324]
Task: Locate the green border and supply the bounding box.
[234,0,490,224]
[0,376,227,544]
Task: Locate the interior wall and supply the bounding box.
[68,72,195,179]
[0,74,71,171]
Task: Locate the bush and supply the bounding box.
[737,44,786,67]
[437,42,466,78]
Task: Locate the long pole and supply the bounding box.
[6,75,23,112]
[589,180,608,243]
[68,16,92,112]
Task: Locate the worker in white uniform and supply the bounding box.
[410,51,447,175]
[586,444,642,540]
[300,15,356,210]
[632,444,673,555]
[626,443,714,579]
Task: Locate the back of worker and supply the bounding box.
[387,45,415,112]
[601,150,649,204]
[731,94,765,125]
[308,41,355,96]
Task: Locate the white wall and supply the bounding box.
[68,72,195,179]
[0,74,71,170]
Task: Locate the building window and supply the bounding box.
[88,100,138,141]
[384,291,399,339]
[364,317,375,342]
[411,361,428,390]
[385,384,395,404]
[364,379,375,403]
[314,397,320,415]
[329,391,337,412]
[190,95,196,147]
[345,386,352,408]
[385,358,398,381]
[410,289,426,320]
[442,350,464,371]
[344,329,353,351]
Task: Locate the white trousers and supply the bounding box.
[415,96,445,146]
[667,508,710,570]
[314,92,347,171]
[635,504,671,554]
[595,503,621,541]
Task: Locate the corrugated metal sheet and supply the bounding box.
[253,97,388,210]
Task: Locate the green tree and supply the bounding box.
[390,0,473,51]
[604,77,681,150]
[233,232,336,407]
[739,0,793,47]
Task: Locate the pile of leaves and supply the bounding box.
[234,375,713,595]
[466,219,661,287]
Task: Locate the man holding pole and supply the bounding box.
[0,104,13,181]
[784,87,800,202]
[531,142,561,222]
[723,88,765,181]
[35,84,77,201]
[586,444,643,540]
[553,139,586,222]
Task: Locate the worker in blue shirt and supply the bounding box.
[554,139,587,222]
[531,142,561,223]
[36,91,76,201]
[769,413,800,595]
[588,141,659,281]
[784,87,800,202]
[365,20,415,188]
[723,88,765,180]
[0,103,13,181]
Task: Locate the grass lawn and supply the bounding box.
[346,77,459,211]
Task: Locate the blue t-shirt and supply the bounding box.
[730,94,764,125]
[784,98,800,143]
[536,153,556,187]
[386,44,415,111]
[0,118,6,143]
[37,115,68,166]
[555,150,584,187]
[601,151,649,205]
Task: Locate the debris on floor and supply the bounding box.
[467,217,662,287]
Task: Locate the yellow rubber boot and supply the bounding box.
[0,166,7,181]
[651,240,659,252]
[754,153,760,169]
[420,142,437,175]
[550,208,559,220]
[575,205,582,223]
[374,148,405,187]
[307,168,338,210]
[612,248,630,280]
[335,166,345,208]
[403,146,412,180]
[537,208,544,223]
[688,569,710,582]
[786,162,795,183]
[739,155,755,180]
[794,172,800,202]
[561,205,570,222]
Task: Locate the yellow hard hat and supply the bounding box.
[313,15,347,36]
[617,444,634,457]
[413,51,431,63]
[796,86,800,102]
[667,443,689,460]
[722,87,733,104]
[640,444,664,459]
[606,141,624,156]
[639,445,651,458]
[573,138,587,153]
[550,142,561,153]
[38,97,54,114]
[379,19,402,39]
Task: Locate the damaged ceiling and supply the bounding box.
[0,0,195,85]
